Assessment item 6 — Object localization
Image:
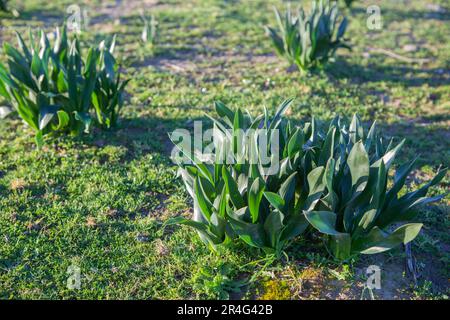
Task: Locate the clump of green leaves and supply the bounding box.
[0,26,128,147]
[304,115,447,260]
[93,38,130,129]
[266,0,350,73]
[168,99,447,261]
[169,99,325,256]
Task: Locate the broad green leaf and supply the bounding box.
[349,114,363,144]
[271,98,294,127]
[304,211,340,236]
[304,166,325,211]
[322,158,338,210]
[165,216,223,245]
[194,177,213,221]
[384,158,417,206]
[328,233,352,260]
[287,127,304,158]
[15,32,32,62]
[0,79,12,100]
[222,166,245,209]
[372,139,405,170]
[4,42,28,69]
[56,110,70,130]
[318,127,335,165]
[353,223,423,255]
[31,52,43,77]
[347,141,369,194]
[364,120,377,152]
[264,210,285,249]
[214,100,234,125]
[38,105,58,130]
[264,192,285,211]
[279,172,297,212]
[248,178,265,223]
[280,213,309,242]
[337,17,348,39]
[266,26,285,56]
[357,208,377,231]
[227,215,267,249]
[165,216,207,230]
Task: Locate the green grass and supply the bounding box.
[0,0,449,299]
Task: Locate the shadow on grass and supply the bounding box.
[12,6,65,27]
[326,58,450,88]
[0,183,6,196]
[79,113,213,163]
[379,122,450,168]
[351,7,450,22]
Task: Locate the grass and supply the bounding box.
[0,0,449,299]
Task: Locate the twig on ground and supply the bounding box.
[367,47,432,64]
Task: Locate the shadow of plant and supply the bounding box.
[326,58,450,88]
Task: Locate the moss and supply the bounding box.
[299,267,323,281]
[258,279,292,300]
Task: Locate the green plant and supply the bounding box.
[140,13,158,46]
[168,99,447,261]
[92,38,130,129]
[168,99,334,256]
[193,264,246,299]
[266,0,350,73]
[303,115,447,260]
[0,26,128,147]
[0,27,96,146]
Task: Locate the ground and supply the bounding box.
[0,0,449,299]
